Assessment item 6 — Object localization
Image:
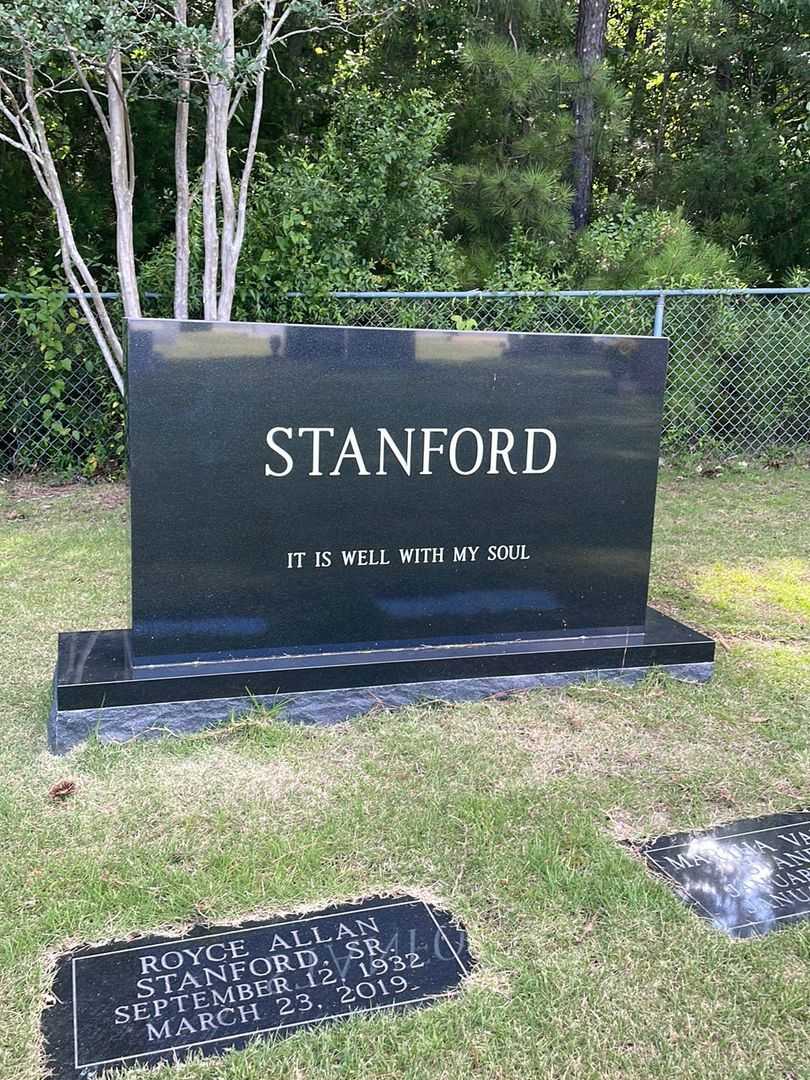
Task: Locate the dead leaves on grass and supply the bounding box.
[47,778,76,800]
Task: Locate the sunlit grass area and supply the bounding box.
[0,465,808,1080]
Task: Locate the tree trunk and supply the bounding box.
[218,3,274,321]
[201,86,219,321]
[106,51,142,319]
[201,0,234,321]
[201,0,277,322]
[571,0,609,231]
[653,0,674,177]
[17,55,125,393]
[213,0,237,320]
[174,0,191,320]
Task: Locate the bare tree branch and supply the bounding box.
[68,50,111,139]
[226,1,274,317]
[201,72,220,320]
[269,40,295,88]
[17,54,125,391]
[0,128,37,154]
[60,251,127,397]
[212,0,237,319]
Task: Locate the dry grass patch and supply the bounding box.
[511,683,763,783]
[44,726,367,846]
[0,478,128,525]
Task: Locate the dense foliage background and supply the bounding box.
[2,0,808,295]
[1,0,808,475]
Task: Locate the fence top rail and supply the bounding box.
[0,291,122,301]
[297,287,810,299]
[1,287,810,303]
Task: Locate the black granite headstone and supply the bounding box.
[632,810,810,938]
[126,323,667,660]
[43,896,473,1077]
[49,320,714,751]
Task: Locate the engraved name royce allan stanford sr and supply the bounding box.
[48,320,715,752]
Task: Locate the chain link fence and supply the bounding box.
[0,293,128,476]
[2,288,809,474]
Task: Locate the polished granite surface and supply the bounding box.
[50,662,714,754]
[51,319,716,753]
[127,320,668,663]
[54,607,714,711]
[43,896,472,1078]
[633,810,810,938]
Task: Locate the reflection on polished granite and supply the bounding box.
[53,607,714,711]
[632,810,810,938]
[42,895,473,1079]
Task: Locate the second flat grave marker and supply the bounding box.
[632,809,810,938]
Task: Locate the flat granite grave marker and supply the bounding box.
[49,320,714,751]
[42,896,473,1078]
[632,809,810,938]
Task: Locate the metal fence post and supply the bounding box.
[653,292,666,337]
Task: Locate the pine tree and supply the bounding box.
[571,0,609,229]
[448,1,577,279]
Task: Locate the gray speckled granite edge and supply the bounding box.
[48,662,713,754]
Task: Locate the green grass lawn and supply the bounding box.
[1,465,808,1080]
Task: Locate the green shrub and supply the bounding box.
[142,85,462,326]
[573,198,746,290]
[1,272,125,476]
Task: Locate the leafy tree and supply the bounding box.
[2,0,806,303]
[606,0,810,279]
[573,197,746,289]
[449,1,577,278]
[360,0,625,283]
[143,86,461,315]
[0,0,366,393]
[0,10,346,282]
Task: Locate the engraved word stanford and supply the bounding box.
[265,425,558,478]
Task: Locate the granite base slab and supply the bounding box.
[49,608,714,753]
[49,640,713,754]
